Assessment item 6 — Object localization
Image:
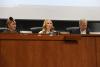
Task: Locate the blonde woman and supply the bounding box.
[38,19,56,35]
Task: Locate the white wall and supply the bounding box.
[0,5,100,20]
[0,0,100,20]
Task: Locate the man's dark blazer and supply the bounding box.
[70,28,90,34]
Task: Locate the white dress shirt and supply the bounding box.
[80,29,86,34]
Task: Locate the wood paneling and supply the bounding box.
[0,34,97,67]
[96,37,100,67]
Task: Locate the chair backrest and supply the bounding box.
[30,27,42,33]
[66,27,79,33]
[0,27,7,33]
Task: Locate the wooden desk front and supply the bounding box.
[0,34,98,67]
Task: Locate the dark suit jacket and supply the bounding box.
[70,28,90,34]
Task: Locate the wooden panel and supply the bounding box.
[96,37,100,67]
[0,34,97,67]
[79,37,96,67]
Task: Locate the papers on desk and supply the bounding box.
[60,32,70,34]
[20,31,32,34]
[90,32,100,34]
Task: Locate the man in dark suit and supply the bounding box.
[71,19,90,34]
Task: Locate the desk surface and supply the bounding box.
[0,33,81,40]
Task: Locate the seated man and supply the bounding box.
[71,19,90,34]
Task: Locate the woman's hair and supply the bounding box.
[6,17,16,28]
[42,19,54,31]
[9,17,14,21]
